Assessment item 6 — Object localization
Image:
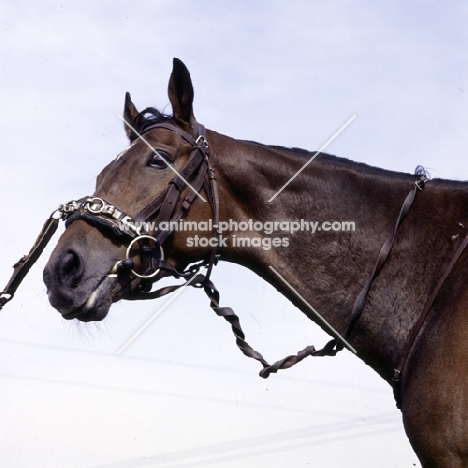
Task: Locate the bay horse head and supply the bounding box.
[43,59,217,322]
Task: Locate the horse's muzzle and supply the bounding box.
[42,224,123,321]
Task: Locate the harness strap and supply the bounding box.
[0,212,60,310]
[152,159,209,246]
[392,232,468,408]
[134,122,219,285]
[336,176,427,351]
[202,277,270,367]
[202,165,221,279]
[142,122,199,147]
[133,186,171,225]
[136,161,210,290]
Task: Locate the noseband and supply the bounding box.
[59,122,221,290]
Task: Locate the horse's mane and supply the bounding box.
[243,140,414,179]
[243,140,468,188]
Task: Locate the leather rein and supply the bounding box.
[1,121,467,408]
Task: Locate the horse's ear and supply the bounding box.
[168,58,196,132]
[123,92,140,141]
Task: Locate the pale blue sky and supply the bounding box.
[1,2,467,467]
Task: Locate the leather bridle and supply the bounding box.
[59,122,221,291]
[1,121,468,410]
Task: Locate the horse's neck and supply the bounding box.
[210,131,468,382]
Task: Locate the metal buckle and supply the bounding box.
[125,235,164,279]
[196,135,209,150]
[59,200,81,214]
[415,177,427,191]
[0,292,14,308]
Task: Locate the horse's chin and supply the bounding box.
[51,276,117,322]
[62,306,109,322]
[60,295,110,322]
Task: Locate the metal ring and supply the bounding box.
[125,235,164,279]
[86,197,106,214]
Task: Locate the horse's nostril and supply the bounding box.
[58,249,84,286]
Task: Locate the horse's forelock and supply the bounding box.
[135,107,172,134]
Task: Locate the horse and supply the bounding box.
[41,58,468,467]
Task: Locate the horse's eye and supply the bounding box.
[148,151,171,169]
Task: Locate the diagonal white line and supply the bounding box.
[268,115,357,202]
[268,266,357,354]
[117,272,200,355]
[118,114,207,203]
